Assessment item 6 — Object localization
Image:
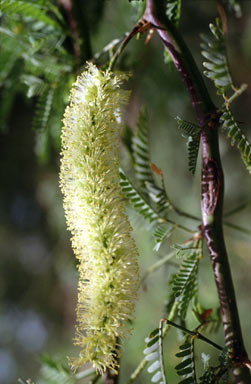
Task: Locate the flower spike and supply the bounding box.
[60,63,139,374]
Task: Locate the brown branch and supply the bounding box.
[104,368,119,384]
[109,19,152,70]
[143,1,250,382]
[143,0,214,127]
[58,0,93,61]
[57,0,80,58]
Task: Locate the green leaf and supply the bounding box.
[164,0,182,63]
[166,0,182,27]
[199,367,217,383]
[175,338,197,384]
[33,86,54,131]
[144,321,167,384]
[172,239,202,319]
[153,224,175,251]
[176,117,201,137]
[21,74,46,98]
[176,358,192,370]
[132,107,153,184]
[176,117,201,174]
[32,86,54,163]
[179,378,195,384]
[201,19,233,95]
[145,181,172,216]
[38,355,75,384]
[186,135,200,175]
[0,49,18,86]
[1,0,61,29]
[220,108,251,173]
[119,169,159,223]
[131,108,173,214]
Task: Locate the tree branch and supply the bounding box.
[58,0,80,58]
[143,1,250,382]
[104,368,119,384]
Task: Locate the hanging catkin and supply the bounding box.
[60,63,139,373]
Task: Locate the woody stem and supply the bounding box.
[144,1,250,382]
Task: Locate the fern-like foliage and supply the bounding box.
[199,367,217,384]
[131,108,172,215]
[199,348,230,383]
[1,0,62,29]
[144,321,167,384]
[153,224,175,251]
[176,118,201,138]
[175,337,197,384]
[33,87,54,131]
[164,0,181,63]
[186,136,200,175]
[220,108,251,173]
[119,169,159,223]
[32,79,72,163]
[176,117,201,174]
[19,356,76,384]
[201,19,233,95]
[132,108,153,184]
[32,87,54,162]
[172,237,203,320]
[120,169,175,251]
[39,356,76,384]
[0,0,74,160]
[166,0,181,27]
[145,181,172,216]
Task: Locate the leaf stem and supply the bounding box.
[124,301,179,384]
[171,205,200,222]
[224,83,248,107]
[141,250,177,283]
[224,222,251,236]
[164,319,223,351]
[109,20,152,71]
[224,200,251,218]
[162,217,194,233]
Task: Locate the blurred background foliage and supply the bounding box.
[0,0,250,383]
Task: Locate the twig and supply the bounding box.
[57,0,80,57]
[94,36,126,61]
[224,83,248,108]
[162,217,194,233]
[224,200,251,218]
[140,250,177,283]
[124,302,179,384]
[109,19,152,70]
[104,368,119,384]
[164,319,223,351]
[224,222,251,236]
[125,358,147,384]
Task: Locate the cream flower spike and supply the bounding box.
[60,63,139,374]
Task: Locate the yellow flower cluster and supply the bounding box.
[60,63,139,373]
